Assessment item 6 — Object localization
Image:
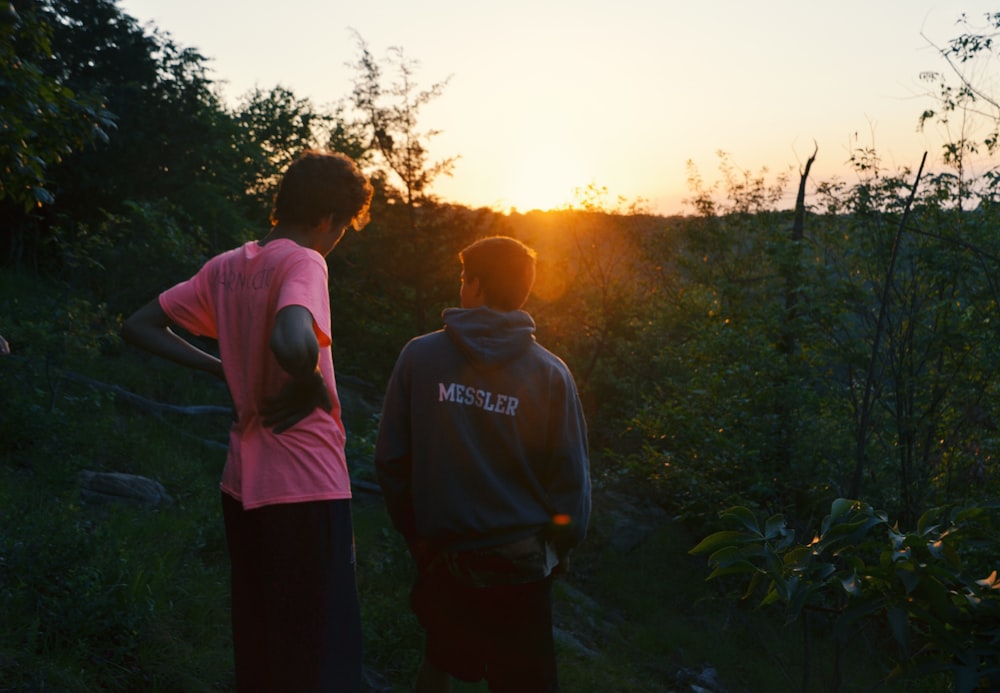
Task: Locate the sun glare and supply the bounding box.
[500,146,585,213]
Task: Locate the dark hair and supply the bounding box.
[459,236,537,311]
[270,150,373,230]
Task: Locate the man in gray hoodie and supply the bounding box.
[374,235,591,693]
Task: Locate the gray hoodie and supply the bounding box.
[374,306,591,554]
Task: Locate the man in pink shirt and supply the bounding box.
[123,150,373,691]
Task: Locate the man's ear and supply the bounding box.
[462,275,487,308]
[328,213,352,231]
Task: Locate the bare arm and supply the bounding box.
[121,299,224,380]
[261,305,332,432]
[269,305,321,378]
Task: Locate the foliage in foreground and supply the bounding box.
[691,498,1000,692]
[0,265,916,692]
[0,360,759,692]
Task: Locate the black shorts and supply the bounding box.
[222,493,363,692]
[410,569,557,693]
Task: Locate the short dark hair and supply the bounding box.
[270,150,373,230]
[459,236,537,311]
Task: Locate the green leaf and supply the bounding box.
[690,530,750,556]
[896,563,920,594]
[887,606,911,655]
[835,595,885,639]
[818,516,880,549]
[786,577,815,616]
[916,506,941,535]
[940,542,962,569]
[32,186,54,206]
[721,506,761,535]
[953,666,981,693]
[829,498,857,523]
[889,529,911,562]
[926,537,946,560]
[783,546,814,568]
[763,514,787,540]
[760,585,782,607]
[815,562,837,581]
[741,571,763,601]
[706,561,759,581]
[909,573,955,621]
[842,555,866,572]
[706,545,744,565]
[954,502,1000,523]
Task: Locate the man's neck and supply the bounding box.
[260,224,309,247]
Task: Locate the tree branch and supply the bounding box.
[58,369,232,416]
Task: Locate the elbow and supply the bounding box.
[269,333,300,376]
[270,305,320,377]
[120,315,140,346]
[271,333,318,378]
[122,299,168,348]
[121,310,157,348]
[268,330,284,363]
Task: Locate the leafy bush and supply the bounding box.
[691,498,1000,691]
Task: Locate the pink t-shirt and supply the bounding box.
[160,239,352,509]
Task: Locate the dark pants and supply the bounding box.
[222,493,363,692]
[411,568,557,693]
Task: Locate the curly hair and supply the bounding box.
[270,150,373,230]
[460,236,537,311]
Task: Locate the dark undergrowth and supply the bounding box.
[0,268,944,692]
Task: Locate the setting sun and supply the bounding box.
[496,144,586,213]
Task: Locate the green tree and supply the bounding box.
[347,32,461,335]
[4,0,368,305]
[233,85,333,220]
[919,10,1000,209]
[517,187,664,453]
[813,143,1000,522]
[628,154,817,520]
[0,0,253,279]
[0,0,114,232]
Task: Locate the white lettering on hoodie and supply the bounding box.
[438,382,519,416]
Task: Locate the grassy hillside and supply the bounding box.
[0,268,934,692]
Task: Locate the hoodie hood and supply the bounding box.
[442,306,536,370]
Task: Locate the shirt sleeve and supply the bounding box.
[276,252,332,348]
[159,260,220,339]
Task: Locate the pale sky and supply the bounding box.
[117,0,999,215]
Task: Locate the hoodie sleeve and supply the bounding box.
[544,367,592,555]
[374,343,417,543]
